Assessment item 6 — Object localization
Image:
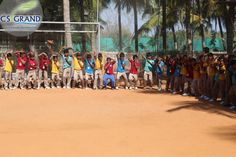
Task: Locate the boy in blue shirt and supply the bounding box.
[61,49,72,89]
[155,56,165,91]
[142,53,154,89]
[116,52,128,89]
[85,54,95,89]
[173,59,181,94]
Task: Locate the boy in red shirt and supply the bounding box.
[128,55,140,90]
[14,50,27,89]
[26,53,38,89]
[38,52,50,89]
[103,57,116,89]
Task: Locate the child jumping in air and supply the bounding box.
[103,57,116,89]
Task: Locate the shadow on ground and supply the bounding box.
[211,125,236,143]
[136,89,236,119]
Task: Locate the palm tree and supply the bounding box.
[162,0,167,53]
[222,0,236,54]
[121,0,147,53]
[63,0,73,47]
[115,0,122,51]
[136,0,180,52]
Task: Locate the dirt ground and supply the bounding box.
[0,89,236,157]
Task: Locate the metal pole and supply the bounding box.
[97,0,99,22]
[98,23,101,53]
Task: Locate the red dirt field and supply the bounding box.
[0,89,236,157]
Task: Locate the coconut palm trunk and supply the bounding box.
[118,0,122,51]
[63,0,73,48]
[185,0,192,55]
[196,0,205,49]
[133,0,139,53]
[225,6,235,54]
[162,0,167,53]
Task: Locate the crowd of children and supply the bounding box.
[0,47,236,110]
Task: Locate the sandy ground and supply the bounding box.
[0,89,236,157]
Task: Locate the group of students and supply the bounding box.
[0,47,236,110]
[142,50,236,110]
[0,48,141,91]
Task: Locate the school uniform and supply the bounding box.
[199,61,208,96]
[94,58,103,89]
[4,58,14,89]
[156,60,165,90]
[38,57,50,88]
[117,58,127,81]
[174,65,181,92]
[51,60,61,87]
[85,59,95,80]
[15,54,27,88]
[26,58,37,88]
[62,55,72,88]
[128,60,140,87]
[73,57,84,81]
[207,61,216,98]
[192,64,201,96]
[103,62,115,88]
[144,59,154,83]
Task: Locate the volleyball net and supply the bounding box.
[0,21,101,54]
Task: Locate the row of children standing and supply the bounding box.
[142,51,236,110]
[0,48,141,90]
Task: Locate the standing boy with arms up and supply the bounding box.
[116,52,128,89]
[94,53,104,89]
[4,52,14,90]
[128,55,140,90]
[14,50,27,89]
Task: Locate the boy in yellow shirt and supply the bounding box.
[199,54,208,99]
[192,58,201,96]
[211,57,226,103]
[180,55,188,93]
[206,53,216,100]
[93,53,103,89]
[4,53,14,90]
[51,55,61,88]
[72,52,84,88]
